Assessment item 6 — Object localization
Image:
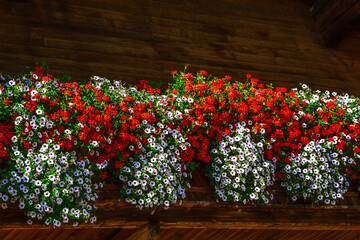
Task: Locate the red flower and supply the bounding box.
[115,161,125,168]
[353,146,360,153]
[274,129,284,139]
[124,96,134,102]
[250,78,258,87]
[180,149,195,162]
[185,86,193,92]
[102,95,110,102]
[182,73,193,80]
[335,140,346,150]
[199,70,207,76]
[100,172,108,180]
[64,90,72,96]
[224,75,232,81]
[265,101,274,110]
[300,136,310,145]
[22,140,30,150]
[336,109,345,116]
[325,100,336,110]
[275,87,287,93]
[171,70,177,75]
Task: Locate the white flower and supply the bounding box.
[281,140,348,204]
[30,90,38,96]
[209,124,274,204]
[36,109,43,115]
[35,180,42,186]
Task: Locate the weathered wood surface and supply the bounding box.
[1,228,360,240]
[311,0,360,46]
[0,0,360,238]
[0,0,360,96]
[0,170,360,231]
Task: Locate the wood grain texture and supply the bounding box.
[0,228,359,240]
[0,0,359,95]
[311,0,360,46]
[0,169,360,231]
[1,0,360,238]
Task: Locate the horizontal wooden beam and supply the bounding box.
[1,201,360,230]
[0,178,359,230]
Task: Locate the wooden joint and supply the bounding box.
[149,214,161,239]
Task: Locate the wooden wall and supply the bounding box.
[0,0,360,95]
[334,29,360,77]
[2,0,360,239]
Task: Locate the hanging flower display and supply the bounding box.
[207,123,275,204]
[0,117,101,227]
[118,123,190,209]
[0,63,360,227]
[280,140,350,204]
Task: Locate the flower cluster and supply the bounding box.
[280,140,349,204]
[168,70,360,204]
[0,65,109,227]
[0,108,100,227]
[0,64,195,227]
[207,124,275,204]
[0,121,14,162]
[0,142,99,227]
[119,123,190,209]
[1,63,360,227]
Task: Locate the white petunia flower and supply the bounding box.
[36,109,43,115]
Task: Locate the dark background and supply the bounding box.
[0,0,360,95]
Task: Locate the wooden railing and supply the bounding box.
[1,170,360,230]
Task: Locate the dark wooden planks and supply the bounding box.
[312,0,359,32]
[332,29,360,87]
[0,229,359,240]
[311,0,360,46]
[153,228,360,240]
[2,203,360,231]
[0,20,349,76]
[1,0,360,238]
[1,0,360,96]
[0,39,350,85]
[0,228,137,240]
[1,177,360,231]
